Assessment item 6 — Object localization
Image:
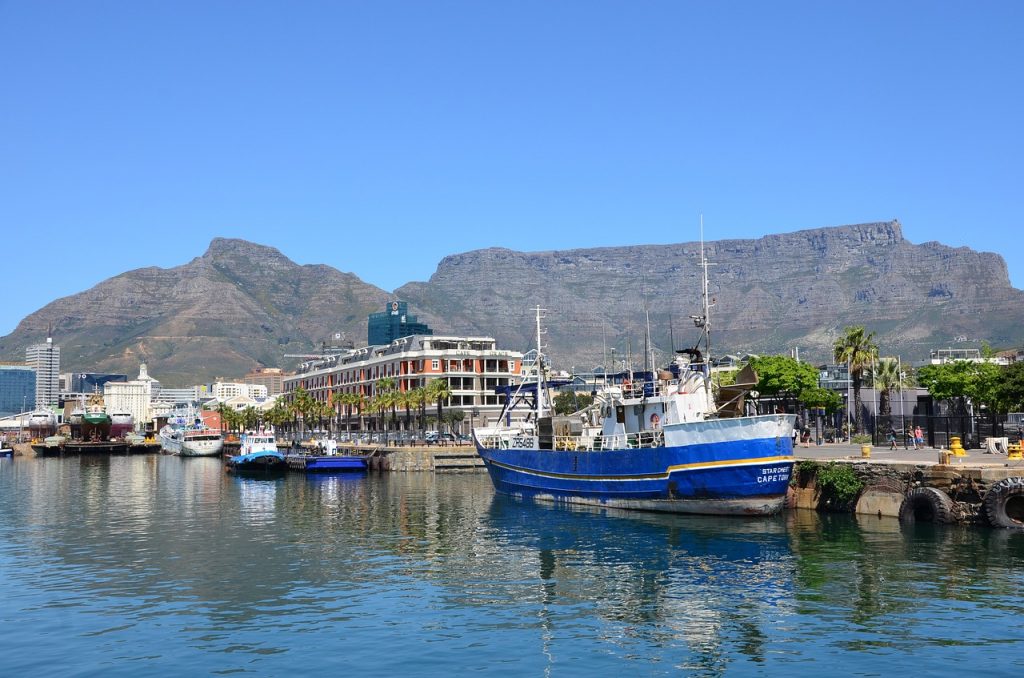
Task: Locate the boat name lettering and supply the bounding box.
[757,467,791,484]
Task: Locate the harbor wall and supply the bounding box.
[790,459,1024,526]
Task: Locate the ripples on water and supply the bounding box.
[1,455,1023,676]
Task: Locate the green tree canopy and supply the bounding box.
[553,391,595,415]
[996,362,1024,412]
[917,360,1004,414]
[747,355,819,403]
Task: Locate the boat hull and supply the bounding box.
[285,454,368,473]
[226,451,287,475]
[476,415,794,516]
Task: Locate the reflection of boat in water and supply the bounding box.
[475,281,795,516]
[479,495,794,667]
[226,431,286,475]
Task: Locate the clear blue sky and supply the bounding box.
[1,1,1021,336]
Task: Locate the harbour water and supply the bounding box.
[1,456,1023,676]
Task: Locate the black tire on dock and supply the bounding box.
[898,487,954,525]
[982,477,1024,529]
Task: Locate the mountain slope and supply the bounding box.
[398,221,1024,369]
[2,221,1022,385]
[0,239,390,386]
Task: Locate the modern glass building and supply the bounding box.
[367,301,433,346]
[66,372,128,395]
[0,364,36,417]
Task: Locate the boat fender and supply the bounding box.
[982,477,1024,529]
[897,487,954,525]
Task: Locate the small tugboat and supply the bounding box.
[226,430,286,475]
[474,241,795,517]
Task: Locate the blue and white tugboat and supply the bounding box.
[474,248,795,517]
[226,430,286,475]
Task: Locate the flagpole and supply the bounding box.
[898,355,905,448]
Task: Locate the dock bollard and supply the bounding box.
[938,449,951,465]
[860,444,871,458]
[1009,443,1023,461]
[950,436,966,457]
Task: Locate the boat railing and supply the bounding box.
[479,430,664,451]
[553,430,663,451]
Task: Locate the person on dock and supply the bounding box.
[887,429,897,450]
[914,425,924,450]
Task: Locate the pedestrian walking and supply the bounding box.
[887,430,897,450]
[914,425,923,450]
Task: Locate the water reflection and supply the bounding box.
[2,457,1023,676]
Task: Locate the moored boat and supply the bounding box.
[474,247,795,517]
[110,411,134,439]
[226,431,286,474]
[160,416,223,457]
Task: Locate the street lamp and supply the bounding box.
[471,406,480,436]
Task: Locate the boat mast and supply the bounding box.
[701,215,711,370]
[534,305,546,421]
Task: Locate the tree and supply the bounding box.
[918,360,1003,415]
[996,362,1024,413]
[747,355,819,411]
[553,390,595,415]
[428,379,452,432]
[833,326,879,434]
[871,357,907,433]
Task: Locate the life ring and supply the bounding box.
[898,487,954,524]
[983,477,1024,529]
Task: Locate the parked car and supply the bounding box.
[425,432,456,445]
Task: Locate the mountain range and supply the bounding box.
[2,220,1021,386]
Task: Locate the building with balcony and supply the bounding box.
[284,334,523,434]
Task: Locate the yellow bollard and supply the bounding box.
[950,436,966,457]
[860,444,871,458]
[1009,443,1023,461]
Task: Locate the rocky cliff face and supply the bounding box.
[0,239,390,386]
[398,221,1024,369]
[2,222,1021,384]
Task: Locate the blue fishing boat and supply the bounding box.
[225,431,286,475]
[474,245,795,517]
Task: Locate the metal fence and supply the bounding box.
[870,414,1023,449]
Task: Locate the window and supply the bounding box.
[431,359,439,370]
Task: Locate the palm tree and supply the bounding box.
[339,392,359,438]
[428,378,452,434]
[833,326,879,435]
[872,357,902,435]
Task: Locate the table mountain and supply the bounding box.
[397,220,1024,370]
[2,221,1021,385]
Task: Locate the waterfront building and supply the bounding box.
[284,334,523,434]
[0,363,35,417]
[212,382,268,401]
[153,386,201,405]
[25,337,60,409]
[104,364,160,431]
[928,347,1011,366]
[367,301,433,346]
[244,367,287,396]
